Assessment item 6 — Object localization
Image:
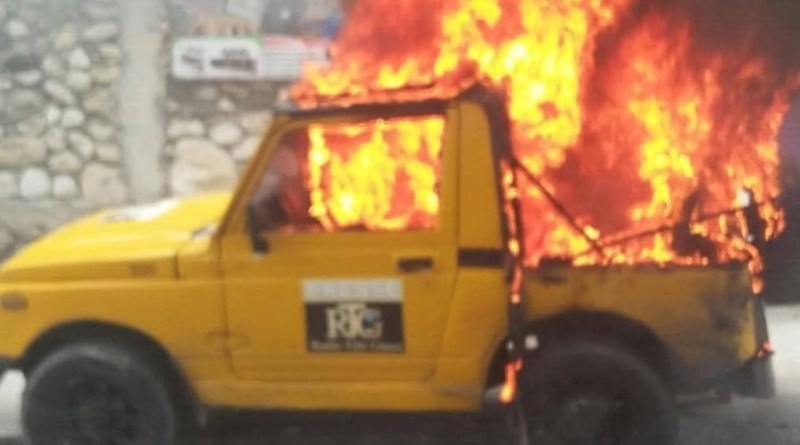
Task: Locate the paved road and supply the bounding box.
[1,304,799,445]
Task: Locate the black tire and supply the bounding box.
[519,341,677,445]
[22,340,196,445]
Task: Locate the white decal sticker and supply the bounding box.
[302,278,404,303]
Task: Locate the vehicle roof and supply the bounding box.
[275,83,500,118]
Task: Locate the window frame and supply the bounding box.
[246,109,450,236]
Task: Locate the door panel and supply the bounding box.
[221,108,459,383]
[223,231,455,381]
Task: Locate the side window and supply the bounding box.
[248,115,445,234]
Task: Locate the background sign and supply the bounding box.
[172,36,329,81]
[173,37,263,80]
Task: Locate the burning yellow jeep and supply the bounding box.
[0,88,774,445]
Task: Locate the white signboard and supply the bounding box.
[172,36,330,81]
[173,37,263,80]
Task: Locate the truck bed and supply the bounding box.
[524,262,760,388]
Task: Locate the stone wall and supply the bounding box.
[0,0,293,260]
[164,80,276,197]
[0,0,127,257]
[162,1,281,197]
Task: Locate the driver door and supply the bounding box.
[220,107,459,382]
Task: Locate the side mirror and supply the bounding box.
[246,204,270,255]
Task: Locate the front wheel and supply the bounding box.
[519,341,678,445]
[22,340,195,445]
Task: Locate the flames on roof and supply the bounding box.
[291,0,800,291]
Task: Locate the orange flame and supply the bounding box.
[292,0,800,283]
[307,116,445,231]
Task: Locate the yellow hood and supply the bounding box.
[1,193,232,282]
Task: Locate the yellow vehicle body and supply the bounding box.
[0,92,770,414]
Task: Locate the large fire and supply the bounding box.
[307,116,445,232]
[291,0,800,284]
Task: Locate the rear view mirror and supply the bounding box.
[246,204,270,255]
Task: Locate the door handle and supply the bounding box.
[397,257,434,273]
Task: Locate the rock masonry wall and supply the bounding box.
[164,79,276,198]
[0,0,284,261]
[0,0,126,258]
[161,0,290,199]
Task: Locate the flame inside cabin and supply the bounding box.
[290,0,800,286]
[306,116,445,232]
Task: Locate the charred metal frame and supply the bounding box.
[281,97,450,121]
[461,87,530,409]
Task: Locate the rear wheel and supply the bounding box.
[519,341,677,445]
[22,340,195,445]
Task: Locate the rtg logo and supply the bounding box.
[303,278,405,353]
[325,303,384,341]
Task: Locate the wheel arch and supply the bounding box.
[18,320,198,410]
[485,310,674,390]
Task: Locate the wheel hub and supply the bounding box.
[66,377,139,444]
